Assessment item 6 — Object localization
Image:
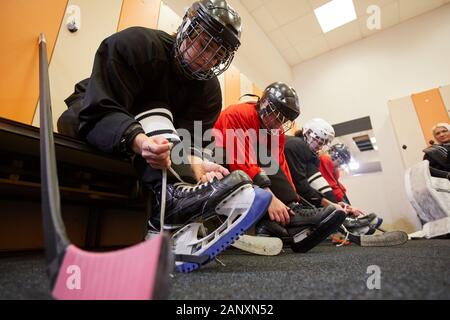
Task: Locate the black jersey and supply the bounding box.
[284,135,337,206]
[60,27,222,155]
[423,144,450,179]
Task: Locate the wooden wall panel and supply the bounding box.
[117,0,161,31]
[0,0,68,124]
[224,65,240,108]
[252,83,263,98]
[412,88,450,146]
[98,209,147,247]
[0,201,89,251]
[32,0,123,129]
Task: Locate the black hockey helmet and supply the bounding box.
[174,0,242,80]
[257,82,300,135]
[329,143,351,166]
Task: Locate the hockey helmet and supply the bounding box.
[302,118,335,152]
[329,143,351,167]
[174,0,242,80]
[257,82,300,135]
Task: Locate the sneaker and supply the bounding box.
[149,170,253,230]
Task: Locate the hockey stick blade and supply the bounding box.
[232,235,283,256]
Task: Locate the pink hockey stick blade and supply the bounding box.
[52,234,171,300]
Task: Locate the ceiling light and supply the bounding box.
[349,160,360,170]
[314,0,357,33]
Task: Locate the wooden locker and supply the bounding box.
[412,88,450,146]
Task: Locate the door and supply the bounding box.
[388,96,427,169]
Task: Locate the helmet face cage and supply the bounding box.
[303,128,333,152]
[330,145,351,166]
[258,99,293,136]
[175,17,235,80]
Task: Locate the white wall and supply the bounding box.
[162,0,293,88]
[158,1,182,34]
[340,173,393,228]
[293,5,450,232]
[32,0,123,129]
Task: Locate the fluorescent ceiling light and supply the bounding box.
[349,161,360,170]
[314,0,357,33]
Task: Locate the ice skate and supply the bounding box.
[256,205,346,253]
[149,170,255,230]
[172,184,272,272]
[342,213,383,236]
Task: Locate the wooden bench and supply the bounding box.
[0,117,150,252]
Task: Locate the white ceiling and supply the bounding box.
[241,0,450,66]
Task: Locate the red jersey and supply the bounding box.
[213,103,295,189]
[319,154,347,202]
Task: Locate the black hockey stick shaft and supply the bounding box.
[39,33,69,282]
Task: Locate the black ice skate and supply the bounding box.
[256,205,346,253]
[149,170,253,230]
[340,213,384,236]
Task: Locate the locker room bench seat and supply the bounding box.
[0,117,149,252]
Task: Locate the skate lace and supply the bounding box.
[337,224,350,247]
[294,207,318,217]
[173,181,210,193]
[303,208,318,216]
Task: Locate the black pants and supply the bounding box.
[135,151,198,193]
[260,161,298,205]
[214,147,298,205]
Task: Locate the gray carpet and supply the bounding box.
[1,240,449,300]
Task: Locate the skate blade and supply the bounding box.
[232,235,283,256]
[359,231,408,247]
[174,186,272,272]
[291,210,346,253]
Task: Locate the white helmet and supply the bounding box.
[302,118,335,152]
